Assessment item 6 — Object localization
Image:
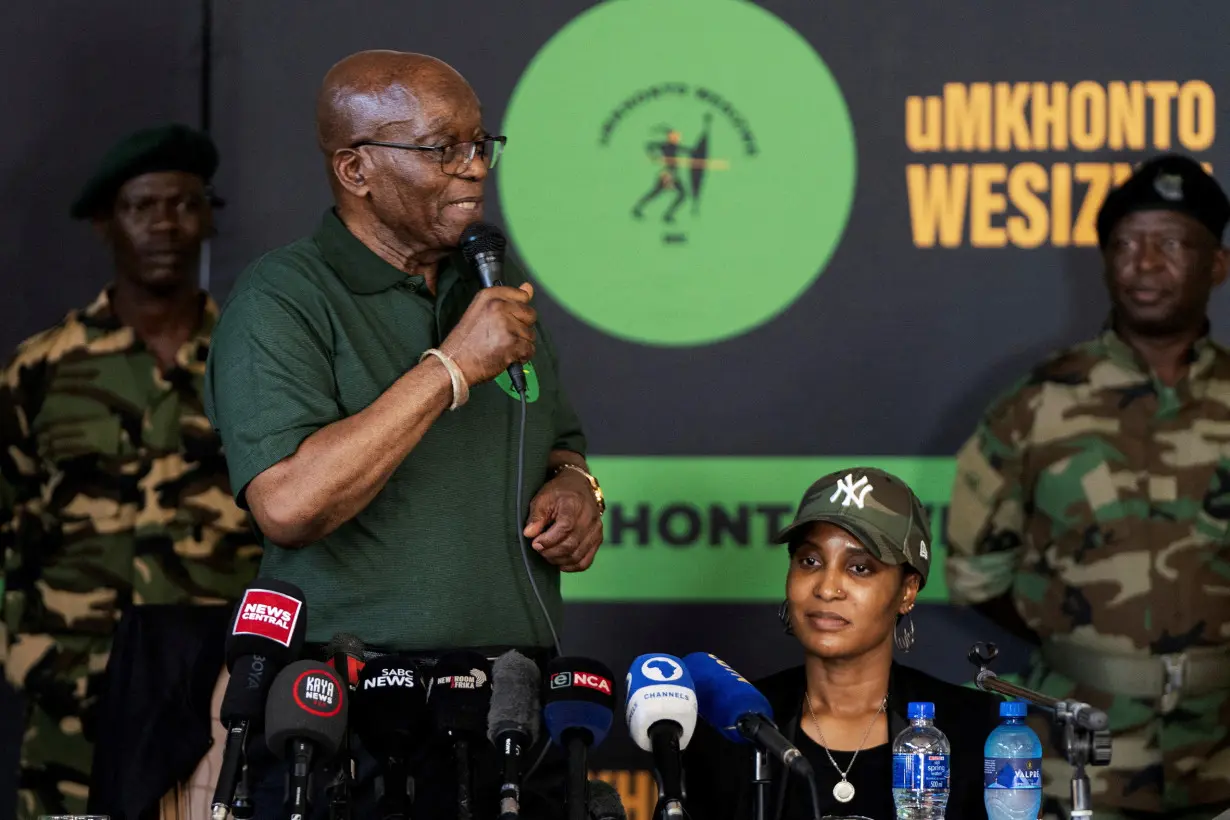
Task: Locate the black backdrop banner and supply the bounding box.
[3,1,1228,816]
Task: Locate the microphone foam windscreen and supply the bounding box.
[587,780,627,820]
[543,657,616,749]
[225,579,307,670]
[221,653,279,726]
[624,653,697,752]
[488,650,541,746]
[352,654,429,760]
[459,221,507,263]
[682,652,773,744]
[325,631,367,687]
[428,651,493,737]
[265,660,347,761]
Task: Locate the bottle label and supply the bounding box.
[984,757,1042,789]
[893,753,950,790]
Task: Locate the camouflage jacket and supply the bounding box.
[946,327,1230,811]
[946,326,1230,651]
[0,289,262,691]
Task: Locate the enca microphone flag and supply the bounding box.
[544,657,617,748]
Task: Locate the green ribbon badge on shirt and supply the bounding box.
[495,360,540,402]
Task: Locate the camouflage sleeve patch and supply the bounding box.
[946,376,1036,604]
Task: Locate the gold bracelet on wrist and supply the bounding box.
[553,463,606,516]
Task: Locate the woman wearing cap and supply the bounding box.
[684,467,1003,820]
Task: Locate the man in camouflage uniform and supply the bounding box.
[0,124,261,818]
[947,153,1230,820]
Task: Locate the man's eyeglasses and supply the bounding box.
[350,136,507,176]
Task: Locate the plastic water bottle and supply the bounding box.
[984,701,1043,820]
[892,701,950,820]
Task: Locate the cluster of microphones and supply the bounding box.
[212,580,817,820]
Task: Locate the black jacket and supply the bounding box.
[87,604,231,820]
[682,661,1003,820]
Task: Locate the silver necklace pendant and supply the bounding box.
[833,779,856,803]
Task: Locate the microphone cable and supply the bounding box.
[805,770,822,820]
[514,387,563,658]
[514,385,563,783]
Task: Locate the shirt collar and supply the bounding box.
[81,288,220,371]
[1098,316,1215,381]
[314,208,431,294]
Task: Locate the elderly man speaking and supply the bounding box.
[204,51,604,818]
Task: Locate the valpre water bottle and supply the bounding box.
[984,701,1043,820]
[892,701,950,820]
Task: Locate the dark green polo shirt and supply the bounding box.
[204,210,586,650]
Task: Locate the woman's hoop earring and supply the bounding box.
[778,600,795,636]
[894,611,916,652]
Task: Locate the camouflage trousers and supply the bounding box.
[15,699,94,819]
[7,633,109,820]
[1024,659,1230,818]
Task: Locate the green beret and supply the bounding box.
[70,123,219,219]
[1096,153,1230,248]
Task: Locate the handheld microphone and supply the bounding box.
[460,221,526,395]
[429,652,494,820]
[265,660,348,820]
[544,657,617,820]
[625,654,697,820]
[488,650,541,820]
[211,580,308,820]
[586,780,627,820]
[682,652,812,777]
[352,655,430,820]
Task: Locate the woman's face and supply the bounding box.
[786,521,920,660]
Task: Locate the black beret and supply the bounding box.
[70,123,219,219]
[1096,153,1230,248]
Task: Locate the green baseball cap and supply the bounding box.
[772,466,932,587]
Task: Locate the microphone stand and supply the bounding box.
[456,736,473,820]
[751,749,770,820]
[329,651,356,820]
[969,643,1113,819]
[231,758,254,819]
[565,731,590,820]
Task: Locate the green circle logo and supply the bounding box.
[500,0,857,347]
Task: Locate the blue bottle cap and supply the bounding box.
[907,701,934,720]
[1000,700,1027,718]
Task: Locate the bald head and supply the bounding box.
[316,50,477,154]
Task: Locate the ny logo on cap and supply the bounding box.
[1154,172,1184,202]
[831,474,873,509]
